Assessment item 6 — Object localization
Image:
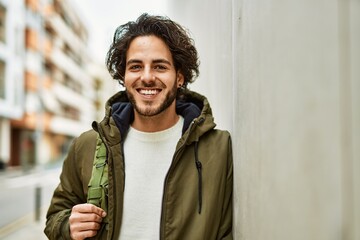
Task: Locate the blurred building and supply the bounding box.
[0,0,25,169]
[0,0,110,170]
[89,62,122,122]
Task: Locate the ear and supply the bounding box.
[177,72,184,87]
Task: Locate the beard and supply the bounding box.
[126,79,178,117]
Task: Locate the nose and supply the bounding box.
[140,67,155,83]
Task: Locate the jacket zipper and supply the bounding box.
[159,117,203,239]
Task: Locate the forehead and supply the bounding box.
[126,35,173,62]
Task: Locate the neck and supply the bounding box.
[132,104,180,133]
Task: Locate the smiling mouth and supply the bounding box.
[137,88,162,96]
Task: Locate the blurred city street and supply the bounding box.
[0,164,61,239]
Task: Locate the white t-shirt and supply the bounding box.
[118,116,184,240]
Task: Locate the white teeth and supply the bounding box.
[140,89,158,95]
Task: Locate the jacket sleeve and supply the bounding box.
[44,136,89,240]
[218,134,234,240]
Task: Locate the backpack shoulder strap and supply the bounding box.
[87,134,108,223]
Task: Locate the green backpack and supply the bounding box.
[87,135,109,224]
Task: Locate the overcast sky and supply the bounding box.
[72,0,169,63]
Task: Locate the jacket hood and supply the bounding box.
[93,90,216,145]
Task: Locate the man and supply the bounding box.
[45,13,233,240]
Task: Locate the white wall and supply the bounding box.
[167,0,360,239]
[165,0,234,132]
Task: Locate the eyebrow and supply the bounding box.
[153,59,172,65]
[126,58,172,66]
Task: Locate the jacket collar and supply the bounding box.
[93,90,216,145]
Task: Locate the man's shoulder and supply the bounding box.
[73,129,98,152]
[207,128,231,139]
[78,129,98,140]
[196,128,231,151]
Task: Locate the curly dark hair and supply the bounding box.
[106,13,200,89]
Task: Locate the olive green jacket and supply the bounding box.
[44,90,233,239]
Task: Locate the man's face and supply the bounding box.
[124,35,184,117]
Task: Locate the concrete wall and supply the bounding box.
[164,0,234,131]
[167,0,359,239]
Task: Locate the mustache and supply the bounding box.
[133,80,166,88]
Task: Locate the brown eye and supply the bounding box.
[154,65,167,71]
[129,65,141,70]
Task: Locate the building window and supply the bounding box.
[61,103,79,120]
[0,60,5,99]
[63,43,81,65]
[63,73,82,94]
[0,4,6,43]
